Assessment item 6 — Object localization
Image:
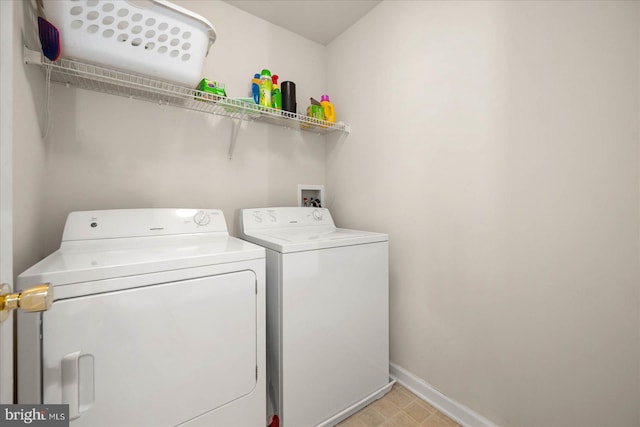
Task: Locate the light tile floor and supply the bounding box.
[337,384,461,427]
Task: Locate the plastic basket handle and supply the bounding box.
[126,0,155,8]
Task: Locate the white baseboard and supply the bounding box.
[389,363,499,427]
[321,379,395,426]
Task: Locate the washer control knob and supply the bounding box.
[253,212,263,223]
[193,210,211,226]
[312,209,324,221]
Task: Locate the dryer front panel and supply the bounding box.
[41,271,257,426]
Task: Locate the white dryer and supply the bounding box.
[239,207,392,427]
[17,208,266,427]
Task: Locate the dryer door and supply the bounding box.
[41,271,257,426]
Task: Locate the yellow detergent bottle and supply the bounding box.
[259,69,272,108]
[320,95,336,123]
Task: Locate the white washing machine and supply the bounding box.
[238,207,393,427]
[17,208,266,427]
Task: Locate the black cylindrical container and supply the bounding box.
[281,81,296,115]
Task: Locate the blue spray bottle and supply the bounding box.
[251,73,261,104]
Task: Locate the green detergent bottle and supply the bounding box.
[272,74,282,110]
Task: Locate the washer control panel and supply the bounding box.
[63,209,228,241]
[241,207,335,231]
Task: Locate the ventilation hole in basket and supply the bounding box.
[117,21,128,30]
[102,3,114,12]
[145,30,155,38]
[102,16,114,25]
[103,29,114,38]
[86,0,99,7]
[170,38,179,47]
[158,22,168,31]
[86,11,99,20]
[182,31,191,39]
[131,38,142,47]
[181,53,191,62]
[158,46,167,54]
[71,20,83,29]
[131,13,142,22]
[182,42,191,51]
[117,33,129,42]
[158,34,168,42]
[170,27,180,35]
[170,50,179,58]
[117,8,129,17]
[70,6,83,15]
[145,42,155,50]
[87,24,99,33]
[145,18,156,26]
[131,25,142,34]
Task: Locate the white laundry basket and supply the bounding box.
[44,0,216,87]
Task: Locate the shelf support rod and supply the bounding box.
[228,117,242,160]
[24,47,51,138]
[41,66,52,139]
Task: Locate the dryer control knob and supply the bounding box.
[193,211,211,226]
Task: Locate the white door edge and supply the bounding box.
[0,0,15,404]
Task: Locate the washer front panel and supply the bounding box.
[279,242,389,426]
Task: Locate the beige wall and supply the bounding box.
[327,1,640,426]
[15,0,328,260]
[14,0,640,425]
[13,1,48,278]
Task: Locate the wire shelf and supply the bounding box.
[25,48,350,135]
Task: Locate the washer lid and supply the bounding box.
[241,227,388,253]
[17,233,264,290]
[239,207,388,253]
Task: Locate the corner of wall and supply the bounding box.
[390,363,499,427]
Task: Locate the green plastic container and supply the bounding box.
[197,78,226,101]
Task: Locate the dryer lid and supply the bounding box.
[17,233,264,290]
[17,209,264,291]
